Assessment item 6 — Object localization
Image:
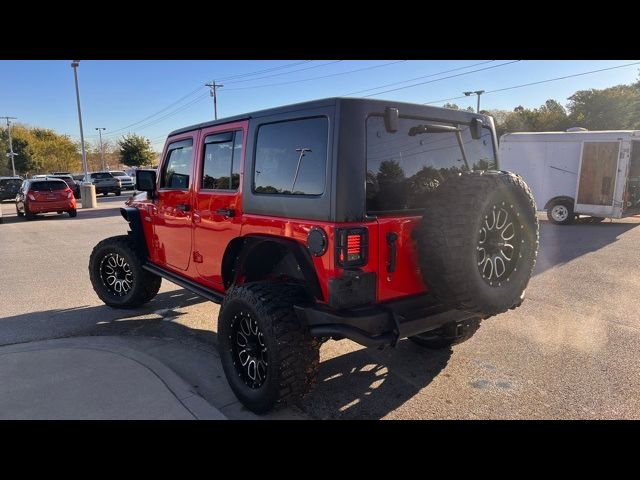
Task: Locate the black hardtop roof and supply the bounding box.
[168,97,489,137]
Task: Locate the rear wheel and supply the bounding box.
[89,235,161,308]
[547,200,574,225]
[68,209,77,218]
[218,282,320,414]
[115,190,121,196]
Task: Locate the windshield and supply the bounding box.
[30,181,67,191]
[366,115,496,214]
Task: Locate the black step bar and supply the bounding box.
[143,263,225,304]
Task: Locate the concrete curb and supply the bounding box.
[0,336,226,420]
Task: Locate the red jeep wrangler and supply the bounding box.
[89,98,538,413]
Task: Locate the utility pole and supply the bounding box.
[464,90,485,113]
[205,81,224,120]
[95,127,106,170]
[1,116,18,177]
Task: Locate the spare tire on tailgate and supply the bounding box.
[413,170,539,315]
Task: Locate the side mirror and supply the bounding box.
[136,169,157,196]
[470,118,483,140]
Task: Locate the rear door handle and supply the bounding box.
[216,208,235,217]
[176,203,191,212]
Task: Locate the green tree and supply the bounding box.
[567,84,639,130]
[118,133,155,167]
[0,125,36,174]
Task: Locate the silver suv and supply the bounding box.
[86,171,122,196]
[108,170,135,190]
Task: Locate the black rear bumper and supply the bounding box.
[294,294,482,348]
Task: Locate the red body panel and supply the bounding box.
[27,188,76,213]
[375,216,427,300]
[192,121,247,288]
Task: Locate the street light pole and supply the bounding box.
[1,116,18,177]
[71,60,89,180]
[95,127,106,170]
[463,90,485,113]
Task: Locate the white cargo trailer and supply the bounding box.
[498,130,640,224]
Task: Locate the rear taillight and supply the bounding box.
[66,189,73,199]
[28,193,36,201]
[335,227,368,267]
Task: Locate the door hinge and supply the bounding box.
[193,251,203,263]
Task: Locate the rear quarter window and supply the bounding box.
[253,117,328,196]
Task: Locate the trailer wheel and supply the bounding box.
[547,199,574,225]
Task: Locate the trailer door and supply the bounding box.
[623,141,640,215]
[575,141,621,217]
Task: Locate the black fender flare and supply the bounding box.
[544,196,575,211]
[222,235,323,301]
[120,207,149,260]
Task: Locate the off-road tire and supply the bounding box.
[413,170,539,316]
[218,282,320,414]
[547,199,574,225]
[89,235,161,308]
[409,318,481,349]
[68,209,77,218]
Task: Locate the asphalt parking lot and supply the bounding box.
[1,196,639,419]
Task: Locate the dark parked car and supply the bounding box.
[0,177,23,201]
[47,174,80,199]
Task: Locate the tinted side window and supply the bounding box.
[253,117,327,195]
[161,139,194,190]
[201,130,243,190]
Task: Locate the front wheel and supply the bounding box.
[115,190,121,196]
[547,200,574,225]
[89,235,161,308]
[218,282,320,414]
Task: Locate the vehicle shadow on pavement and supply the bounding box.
[301,340,452,419]
[534,219,640,276]
[0,289,210,346]
[0,207,122,223]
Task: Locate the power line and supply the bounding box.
[342,60,496,96]
[216,60,312,82]
[104,61,408,137]
[223,60,408,91]
[99,61,316,137]
[361,60,521,97]
[423,61,640,106]
[101,85,206,137]
[224,60,343,84]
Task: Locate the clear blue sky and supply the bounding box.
[1,60,638,151]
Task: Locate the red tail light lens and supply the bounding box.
[67,189,73,199]
[28,193,36,201]
[335,227,368,267]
